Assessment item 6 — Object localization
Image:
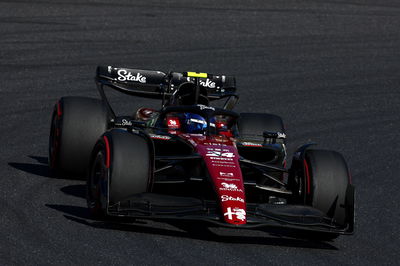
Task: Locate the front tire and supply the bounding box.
[304,150,351,226]
[87,129,154,217]
[291,149,354,240]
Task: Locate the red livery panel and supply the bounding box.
[180,134,247,225]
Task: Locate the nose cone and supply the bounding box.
[193,135,247,225]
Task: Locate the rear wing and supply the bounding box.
[96,66,167,99]
[96,65,236,100]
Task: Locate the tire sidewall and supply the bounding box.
[87,129,154,217]
[49,97,110,176]
[304,149,350,226]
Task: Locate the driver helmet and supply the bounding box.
[183,113,214,134]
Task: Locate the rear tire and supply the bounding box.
[87,129,154,217]
[49,97,110,177]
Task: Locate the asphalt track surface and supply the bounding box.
[1,0,400,265]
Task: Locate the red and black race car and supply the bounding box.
[49,66,354,240]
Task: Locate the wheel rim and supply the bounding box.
[88,150,108,214]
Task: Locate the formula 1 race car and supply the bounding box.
[49,66,355,240]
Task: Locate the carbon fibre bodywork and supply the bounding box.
[85,66,354,237]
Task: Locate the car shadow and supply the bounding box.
[61,184,86,199]
[29,155,49,164]
[16,156,338,249]
[8,155,85,180]
[8,156,51,178]
[46,203,338,250]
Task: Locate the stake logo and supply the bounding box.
[277,132,286,139]
[199,78,216,88]
[121,119,132,126]
[117,69,146,83]
[221,195,244,203]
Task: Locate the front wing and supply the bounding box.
[107,191,354,235]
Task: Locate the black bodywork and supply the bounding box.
[92,66,354,237]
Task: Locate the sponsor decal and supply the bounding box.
[169,120,177,126]
[210,157,234,162]
[182,133,204,138]
[212,163,236,168]
[121,119,132,126]
[206,147,229,152]
[149,134,171,140]
[117,69,146,83]
[219,182,243,192]
[224,207,246,221]
[218,171,239,181]
[199,78,216,88]
[277,132,286,139]
[220,171,233,177]
[221,183,237,189]
[213,136,229,143]
[221,195,244,203]
[203,142,224,146]
[167,118,180,128]
[240,142,263,147]
[217,177,240,181]
[206,147,229,151]
[210,157,236,164]
[212,162,235,167]
[197,104,215,111]
[206,151,235,158]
